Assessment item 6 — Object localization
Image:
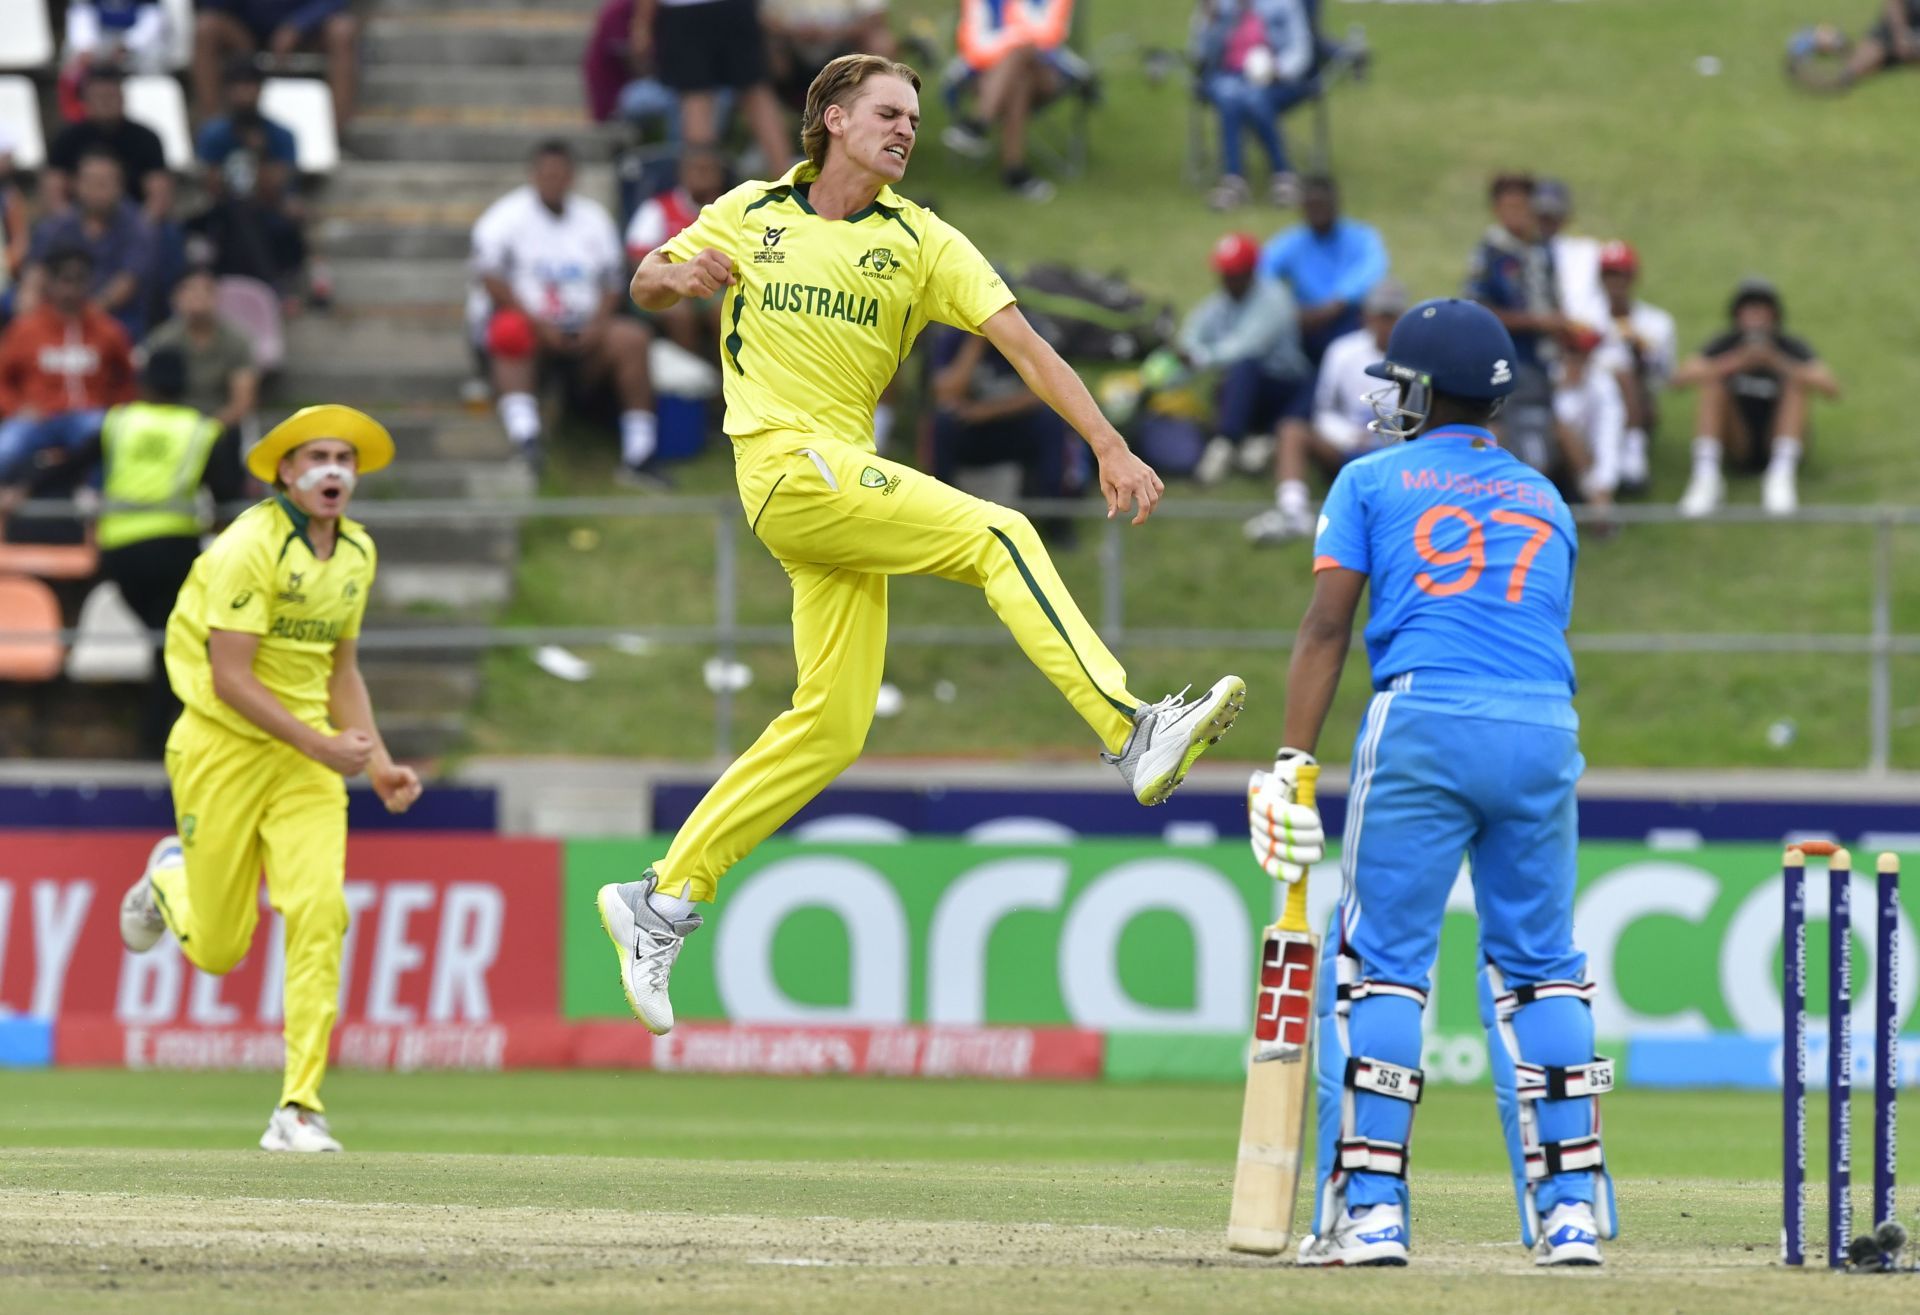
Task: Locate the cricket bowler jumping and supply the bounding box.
[1247,300,1615,1266]
[119,405,423,1152]
[601,53,1244,1032]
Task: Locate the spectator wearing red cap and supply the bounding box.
[1552,323,1627,511]
[1592,240,1675,495]
[1176,231,1310,484]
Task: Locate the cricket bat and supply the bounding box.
[1227,762,1320,1255]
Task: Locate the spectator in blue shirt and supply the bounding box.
[1256,174,1389,364]
[193,0,360,131]
[24,151,160,339]
[197,60,300,183]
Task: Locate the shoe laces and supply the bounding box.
[636,926,686,993]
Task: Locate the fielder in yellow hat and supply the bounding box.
[119,403,421,1152]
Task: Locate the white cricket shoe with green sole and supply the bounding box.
[598,870,703,1035]
[1104,675,1246,806]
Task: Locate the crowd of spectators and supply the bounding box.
[0,11,353,752]
[1157,167,1840,542]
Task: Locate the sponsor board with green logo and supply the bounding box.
[562,841,1918,1082]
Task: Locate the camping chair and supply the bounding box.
[1183,0,1371,187]
[940,2,1100,180]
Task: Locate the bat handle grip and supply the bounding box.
[1276,763,1319,933]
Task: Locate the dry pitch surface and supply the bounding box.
[0,1073,1898,1313]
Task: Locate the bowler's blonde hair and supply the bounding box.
[801,54,922,168]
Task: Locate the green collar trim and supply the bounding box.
[274,492,314,557]
[767,161,904,225]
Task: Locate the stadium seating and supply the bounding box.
[0,76,48,171]
[0,575,65,683]
[66,580,154,683]
[261,77,339,175]
[0,537,99,580]
[124,73,194,170]
[0,2,55,73]
[161,0,197,72]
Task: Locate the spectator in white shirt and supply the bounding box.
[1591,240,1676,495]
[470,140,660,483]
[1554,324,1627,512]
[1533,178,1608,333]
[1245,276,1403,545]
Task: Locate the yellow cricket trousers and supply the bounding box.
[656,433,1140,901]
[153,708,350,1111]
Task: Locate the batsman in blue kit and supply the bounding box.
[1247,298,1616,1267]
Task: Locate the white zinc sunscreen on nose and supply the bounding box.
[294,464,358,493]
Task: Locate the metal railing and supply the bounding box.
[5,498,1915,772]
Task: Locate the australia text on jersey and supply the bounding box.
[759,282,882,327]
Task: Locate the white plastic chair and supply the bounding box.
[124,73,193,170]
[0,76,47,171]
[261,77,338,175]
[66,580,155,683]
[160,0,196,72]
[0,1,55,71]
[216,275,285,370]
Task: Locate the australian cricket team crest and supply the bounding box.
[860,466,901,495]
[856,247,898,279]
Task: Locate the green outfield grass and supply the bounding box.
[464,0,1920,770]
[0,1070,1905,1312]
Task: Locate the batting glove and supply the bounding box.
[1247,748,1325,883]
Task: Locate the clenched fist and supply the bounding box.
[677,248,738,299]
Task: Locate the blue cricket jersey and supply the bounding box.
[1312,425,1578,692]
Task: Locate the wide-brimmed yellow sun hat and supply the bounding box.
[246,404,396,482]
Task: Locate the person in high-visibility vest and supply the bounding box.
[25,346,249,755]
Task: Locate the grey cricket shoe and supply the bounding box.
[119,835,180,952]
[597,870,703,1035]
[1104,674,1246,806]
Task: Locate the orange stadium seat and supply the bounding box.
[0,574,65,682]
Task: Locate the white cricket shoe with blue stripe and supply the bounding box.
[1296,1203,1410,1268]
[1535,1201,1603,1266]
[119,835,180,953]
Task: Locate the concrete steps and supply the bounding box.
[261,0,604,761]
[277,318,473,403]
[320,161,615,209]
[374,0,600,16]
[364,15,593,68]
[330,257,469,306]
[362,65,584,113]
[345,115,618,164]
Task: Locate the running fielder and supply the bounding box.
[1248,299,1615,1266]
[118,405,422,1152]
[600,53,1243,1033]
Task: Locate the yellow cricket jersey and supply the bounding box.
[660,161,1017,449]
[165,494,376,741]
